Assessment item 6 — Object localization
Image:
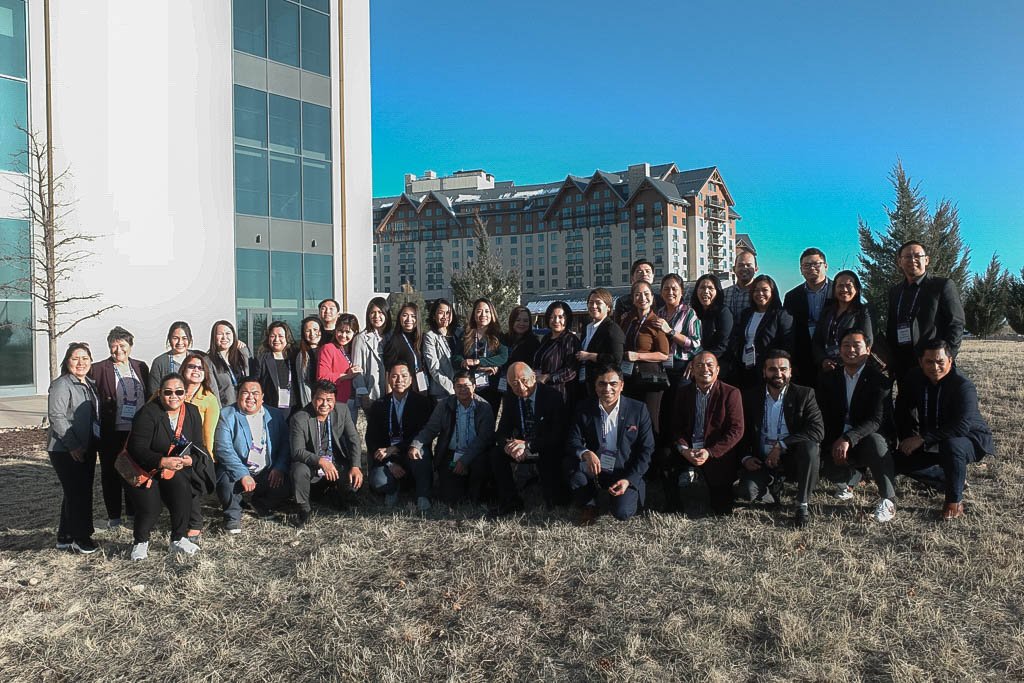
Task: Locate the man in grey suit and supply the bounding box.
[289,379,363,526]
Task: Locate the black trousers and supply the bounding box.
[736,440,820,505]
[435,449,489,505]
[128,471,193,543]
[490,445,569,508]
[823,433,897,501]
[49,449,97,542]
[98,430,135,520]
[292,460,359,512]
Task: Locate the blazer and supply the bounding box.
[352,329,388,401]
[89,357,150,440]
[886,274,966,356]
[816,362,893,447]
[317,342,355,403]
[667,381,745,459]
[740,383,824,460]
[127,401,210,485]
[209,346,254,408]
[495,382,566,457]
[696,305,733,359]
[288,402,362,470]
[783,280,833,381]
[811,304,874,369]
[365,390,434,454]
[579,318,625,380]
[254,350,299,414]
[214,405,291,481]
[46,373,99,453]
[411,394,496,465]
[291,346,320,408]
[422,330,456,398]
[894,366,993,456]
[730,307,795,369]
[567,395,654,487]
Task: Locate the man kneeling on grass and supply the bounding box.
[288,379,363,527]
[214,377,291,534]
[567,365,654,524]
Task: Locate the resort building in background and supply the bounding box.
[0,0,373,396]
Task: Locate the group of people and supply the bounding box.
[45,240,994,558]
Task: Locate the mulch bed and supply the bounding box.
[0,428,47,458]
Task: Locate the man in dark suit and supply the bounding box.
[665,351,744,515]
[567,365,654,524]
[365,361,434,511]
[411,370,495,505]
[735,350,824,527]
[816,329,897,522]
[895,339,993,520]
[784,247,832,387]
[289,379,363,526]
[886,240,966,385]
[488,362,567,516]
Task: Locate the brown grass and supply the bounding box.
[1,340,1022,682]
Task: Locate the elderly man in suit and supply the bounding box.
[410,370,495,506]
[816,329,897,522]
[665,351,745,515]
[567,365,654,524]
[895,339,993,520]
[488,362,567,517]
[214,377,291,534]
[288,379,363,527]
[735,350,824,527]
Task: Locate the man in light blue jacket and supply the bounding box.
[214,377,291,533]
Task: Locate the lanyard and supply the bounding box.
[113,363,139,403]
[473,334,486,359]
[316,415,331,455]
[923,385,941,425]
[340,344,352,364]
[401,334,419,371]
[897,284,922,322]
[599,406,616,449]
[763,394,786,440]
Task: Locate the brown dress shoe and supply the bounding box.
[577,505,599,527]
[942,502,964,520]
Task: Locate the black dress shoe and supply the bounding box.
[794,505,810,528]
[293,509,311,528]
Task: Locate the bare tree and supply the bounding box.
[0,127,118,381]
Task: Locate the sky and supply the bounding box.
[368,0,1024,292]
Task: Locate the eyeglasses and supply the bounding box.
[184,364,204,372]
[800,261,826,270]
[162,389,186,396]
[901,253,927,261]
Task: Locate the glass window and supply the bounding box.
[268,94,300,154]
[234,145,269,216]
[301,102,331,160]
[269,152,301,219]
[267,0,299,67]
[300,0,329,12]
[233,85,268,149]
[302,159,331,223]
[236,248,270,308]
[303,253,333,308]
[0,300,32,386]
[0,76,27,172]
[233,0,267,57]
[0,0,27,79]
[300,7,330,75]
[270,250,302,309]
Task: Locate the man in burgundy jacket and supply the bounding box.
[665,351,745,514]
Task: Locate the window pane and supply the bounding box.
[234,145,269,216]
[0,218,28,294]
[0,76,27,173]
[233,85,268,148]
[300,7,330,76]
[302,253,332,308]
[267,0,299,67]
[268,94,300,155]
[0,0,27,79]
[300,0,329,13]
[233,0,266,58]
[302,159,331,223]
[301,101,330,161]
[269,152,300,220]
[0,300,32,386]
[270,250,302,309]
[236,249,270,308]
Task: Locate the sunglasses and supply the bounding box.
[184,364,205,371]
[162,389,186,397]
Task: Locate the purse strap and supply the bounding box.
[166,404,187,456]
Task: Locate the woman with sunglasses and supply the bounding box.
[180,352,220,543]
[353,297,392,412]
[292,316,325,409]
[148,321,195,395]
[207,320,252,407]
[254,321,299,415]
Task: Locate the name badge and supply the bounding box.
[578,366,586,381]
[598,449,618,472]
[620,360,635,377]
[119,401,138,421]
[389,436,402,447]
[416,371,429,392]
[808,323,817,339]
[896,323,912,345]
[742,345,756,368]
[497,377,508,392]
[277,387,291,408]
[313,455,334,483]
[474,372,490,389]
[826,344,839,359]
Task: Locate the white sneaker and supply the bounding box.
[417,496,432,512]
[227,527,242,535]
[171,537,200,555]
[873,498,896,523]
[834,484,854,501]
[130,542,149,561]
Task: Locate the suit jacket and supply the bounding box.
[696,305,733,359]
[886,274,966,357]
[895,366,993,456]
[365,391,433,454]
[580,318,625,379]
[352,329,388,401]
[495,383,565,456]
[288,402,362,470]
[411,394,495,465]
[46,373,99,453]
[740,383,824,460]
[422,330,456,398]
[784,281,832,384]
[127,400,211,480]
[568,396,654,487]
[668,381,745,459]
[254,351,299,413]
[816,362,893,447]
[730,307,795,371]
[214,405,291,481]
[209,346,254,407]
[89,357,150,441]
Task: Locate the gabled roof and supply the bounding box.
[585,170,629,203]
[670,166,718,197]
[736,232,756,254]
[416,191,458,218]
[624,176,690,207]
[728,207,742,220]
[375,192,423,232]
[650,162,678,180]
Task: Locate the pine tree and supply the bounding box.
[1006,267,1024,335]
[449,213,521,324]
[962,254,1007,337]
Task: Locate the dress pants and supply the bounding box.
[677,452,739,514]
[128,471,193,543]
[291,461,358,512]
[490,445,569,508]
[49,449,97,543]
[568,465,644,521]
[826,433,897,501]
[98,430,135,520]
[736,441,820,505]
[216,467,291,527]
[436,450,489,505]
[899,436,980,504]
[368,453,433,499]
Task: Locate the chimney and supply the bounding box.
[423,170,437,180]
[404,173,416,192]
[627,163,651,191]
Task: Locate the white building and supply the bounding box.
[0,0,373,396]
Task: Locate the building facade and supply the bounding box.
[0,0,372,396]
[371,163,742,300]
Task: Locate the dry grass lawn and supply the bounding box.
[1,339,1022,682]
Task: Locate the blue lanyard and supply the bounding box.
[113,364,139,402]
[401,334,419,371]
[763,394,786,440]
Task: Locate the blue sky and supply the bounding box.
[369,0,1024,292]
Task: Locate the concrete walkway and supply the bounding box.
[0,395,48,429]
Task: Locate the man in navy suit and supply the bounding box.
[783,247,832,387]
[214,377,291,533]
[567,365,654,524]
[895,339,993,520]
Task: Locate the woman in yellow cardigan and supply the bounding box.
[181,351,221,542]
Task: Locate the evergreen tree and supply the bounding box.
[449,213,521,324]
[1006,267,1024,335]
[962,254,1007,337]
[857,160,971,331]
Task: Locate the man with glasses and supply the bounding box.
[784,248,832,386]
[723,249,759,322]
[886,241,965,386]
[214,377,291,533]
